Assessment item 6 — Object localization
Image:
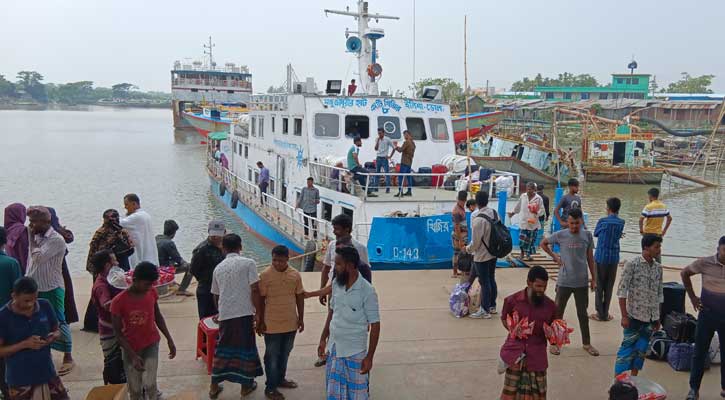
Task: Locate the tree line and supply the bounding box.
[510,72,716,94]
[0,71,170,105]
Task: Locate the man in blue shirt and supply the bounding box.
[318,246,380,400]
[0,227,22,398]
[592,197,625,322]
[0,277,69,399]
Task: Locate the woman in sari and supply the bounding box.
[3,203,29,273]
[82,209,133,332]
[47,207,79,325]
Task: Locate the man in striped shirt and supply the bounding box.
[592,198,625,322]
[26,206,75,375]
[639,188,672,263]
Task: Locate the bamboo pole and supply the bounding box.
[700,97,725,177]
[464,15,471,187]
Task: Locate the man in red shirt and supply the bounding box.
[500,266,556,400]
[347,79,357,96]
[111,262,176,400]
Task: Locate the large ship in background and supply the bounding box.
[171,37,252,137]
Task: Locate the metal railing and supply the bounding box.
[209,159,333,245]
[173,79,252,89]
[309,161,520,201]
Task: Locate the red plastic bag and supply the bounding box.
[543,319,574,347]
[506,311,535,340]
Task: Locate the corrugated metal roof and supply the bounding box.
[653,102,720,110]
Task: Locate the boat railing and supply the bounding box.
[309,161,520,201]
[209,159,333,245]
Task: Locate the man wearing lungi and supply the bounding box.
[614,234,663,376]
[319,246,380,400]
[500,266,556,400]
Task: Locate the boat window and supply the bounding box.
[616,78,624,84]
[429,118,449,141]
[405,117,427,140]
[254,171,260,184]
[244,145,248,159]
[611,93,619,99]
[259,117,264,138]
[625,78,632,85]
[294,118,302,136]
[314,113,340,138]
[564,93,572,100]
[599,93,608,100]
[322,201,333,222]
[545,92,554,100]
[377,116,401,139]
[251,116,257,136]
[341,206,353,219]
[282,118,289,134]
[247,167,253,181]
[271,116,276,133]
[632,78,639,85]
[580,93,590,100]
[270,178,276,195]
[345,115,370,139]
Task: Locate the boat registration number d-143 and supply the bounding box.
[392,247,420,260]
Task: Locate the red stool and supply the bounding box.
[196,316,219,375]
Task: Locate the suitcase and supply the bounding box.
[661,282,686,323]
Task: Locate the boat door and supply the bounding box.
[277,156,287,202]
[613,142,626,165]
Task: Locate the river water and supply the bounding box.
[0,108,722,274]
[0,107,270,275]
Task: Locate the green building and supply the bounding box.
[536,74,651,101]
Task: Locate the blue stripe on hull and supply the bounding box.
[210,178,304,253]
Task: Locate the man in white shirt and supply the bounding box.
[508,182,544,261]
[120,193,158,268]
[373,128,395,194]
[209,233,263,398]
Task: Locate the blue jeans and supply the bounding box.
[398,164,413,193]
[264,331,296,392]
[374,156,390,189]
[689,308,725,391]
[474,259,498,310]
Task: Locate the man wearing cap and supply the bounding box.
[190,220,226,319]
[156,220,193,296]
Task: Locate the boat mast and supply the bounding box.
[464,15,471,183]
[325,1,399,95]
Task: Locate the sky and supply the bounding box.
[2,0,725,94]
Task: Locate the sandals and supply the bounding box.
[279,379,298,389]
[583,345,600,357]
[549,346,560,356]
[265,389,285,400]
[209,384,223,399]
[58,361,75,376]
[241,381,258,397]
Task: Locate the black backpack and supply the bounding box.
[646,330,674,360]
[478,211,512,258]
[664,312,697,343]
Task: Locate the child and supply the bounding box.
[609,380,638,400]
[258,245,305,400]
[90,249,126,384]
[111,262,176,400]
[466,199,477,212]
[0,277,69,400]
[591,198,625,322]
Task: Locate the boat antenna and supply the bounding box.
[204,36,215,71]
[464,15,472,186]
[325,1,399,95]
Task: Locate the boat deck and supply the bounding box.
[62,267,717,399]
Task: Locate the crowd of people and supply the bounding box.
[0,195,380,400]
[450,178,724,399]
